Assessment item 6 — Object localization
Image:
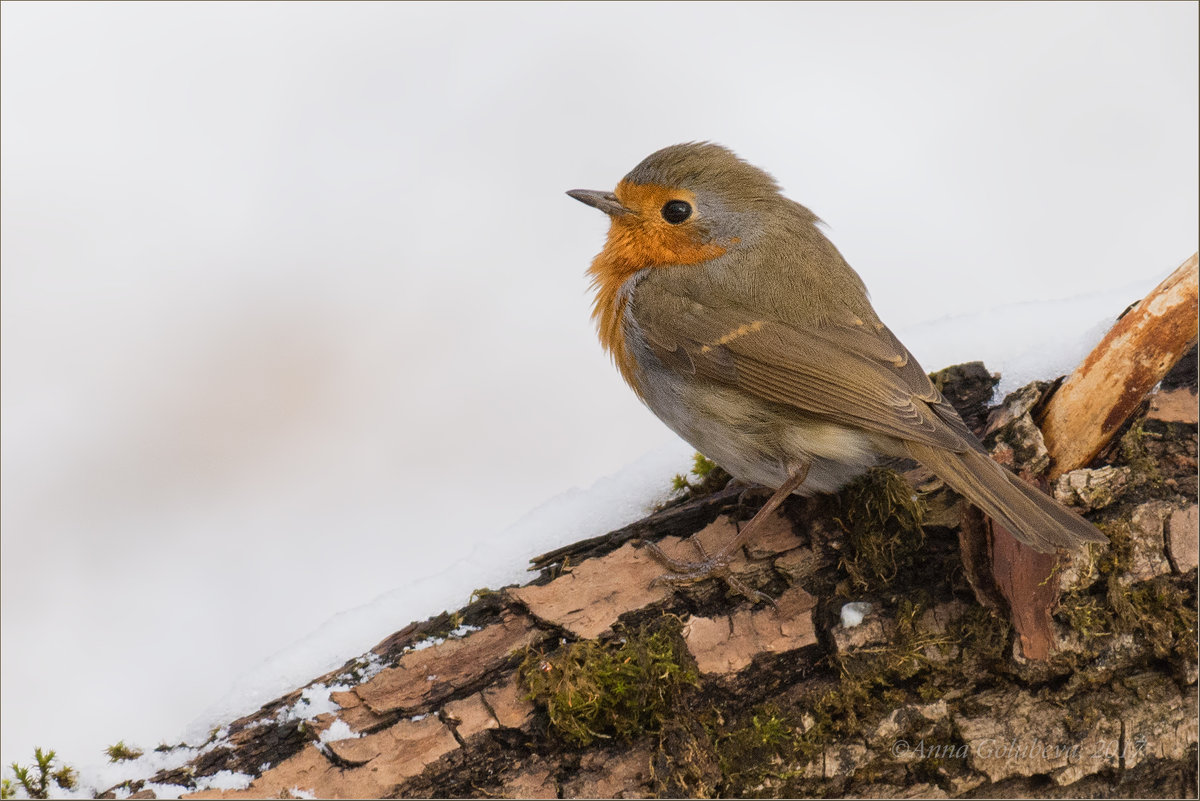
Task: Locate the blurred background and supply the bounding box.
[2,1,1197,775]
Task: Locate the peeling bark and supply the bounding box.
[1040,252,1199,477]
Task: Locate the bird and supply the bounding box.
[567,142,1106,601]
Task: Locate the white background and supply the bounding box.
[2,1,1196,782]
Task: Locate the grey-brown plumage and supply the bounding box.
[572,142,1106,554]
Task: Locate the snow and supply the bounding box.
[192,771,254,792]
[2,3,1196,799]
[181,439,692,748]
[279,683,353,723]
[897,284,1153,401]
[841,602,875,629]
[318,719,360,744]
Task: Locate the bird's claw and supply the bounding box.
[642,536,777,608]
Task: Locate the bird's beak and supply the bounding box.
[566,189,632,217]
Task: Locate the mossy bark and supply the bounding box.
[108,355,1198,799]
[409,359,1197,799]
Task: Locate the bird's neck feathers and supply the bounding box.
[587,185,728,394]
[587,239,649,396]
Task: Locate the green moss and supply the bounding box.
[691,453,719,478]
[650,713,721,798]
[645,545,1020,796]
[1109,576,1198,665]
[5,749,76,799]
[1054,521,1129,642]
[705,602,946,794]
[951,604,1011,670]
[104,740,143,763]
[708,626,955,798]
[810,600,1005,750]
[520,616,698,747]
[837,600,947,685]
[668,453,732,502]
[710,704,818,797]
[1055,510,1197,673]
[467,587,496,604]
[654,702,820,797]
[1094,520,1134,577]
[1117,419,1163,489]
[653,594,1014,797]
[1057,593,1112,641]
[834,468,926,592]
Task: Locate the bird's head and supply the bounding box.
[567,142,782,272]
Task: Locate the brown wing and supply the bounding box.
[634,283,982,453]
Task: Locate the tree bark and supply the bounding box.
[100,355,1197,800]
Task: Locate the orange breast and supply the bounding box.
[587,182,727,397]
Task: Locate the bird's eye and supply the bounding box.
[661,200,692,224]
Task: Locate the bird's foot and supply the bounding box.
[642,536,777,609]
[640,463,811,610]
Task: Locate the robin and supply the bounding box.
[567,142,1106,602]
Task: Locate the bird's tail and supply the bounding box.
[906,442,1108,552]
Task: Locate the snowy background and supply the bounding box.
[2,1,1197,793]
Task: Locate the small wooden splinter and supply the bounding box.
[1040,252,1199,478]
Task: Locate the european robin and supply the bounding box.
[568,142,1105,601]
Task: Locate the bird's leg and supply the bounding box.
[643,463,810,605]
